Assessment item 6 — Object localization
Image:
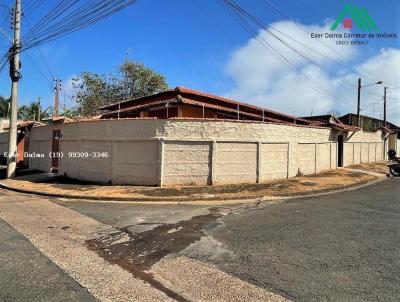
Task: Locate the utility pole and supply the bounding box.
[383,86,387,127]
[356,78,361,127]
[37,97,41,122]
[7,0,21,179]
[63,91,66,112]
[54,79,61,116]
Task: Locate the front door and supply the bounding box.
[52,130,61,172]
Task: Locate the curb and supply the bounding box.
[0,176,388,203]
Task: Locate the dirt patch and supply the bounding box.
[40,176,103,186]
[299,182,318,187]
[0,165,381,202]
[349,162,388,174]
[86,208,227,301]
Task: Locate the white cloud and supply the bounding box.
[225,20,400,125]
[356,48,400,124]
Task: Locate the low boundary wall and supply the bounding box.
[1,119,387,186]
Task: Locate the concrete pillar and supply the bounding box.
[360,143,362,163]
[314,143,318,174]
[256,142,262,183]
[288,142,296,178]
[287,142,290,179]
[368,143,370,163]
[211,141,217,185]
[158,139,164,187]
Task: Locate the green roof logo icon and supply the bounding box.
[331,4,379,31]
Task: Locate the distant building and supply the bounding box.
[304,113,400,156]
[0,120,43,167]
[339,113,400,133]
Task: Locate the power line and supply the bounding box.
[21,0,138,51]
[220,0,358,110]
[0,0,139,75]
[259,0,382,84]
[23,14,56,80]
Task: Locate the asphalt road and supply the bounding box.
[2,177,399,302]
[194,178,400,302]
[56,178,400,302]
[0,216,96,302]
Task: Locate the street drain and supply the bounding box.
[85,208,225,301]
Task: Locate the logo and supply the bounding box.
[331,4,378,31]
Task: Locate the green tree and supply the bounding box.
[120,60,168,99]
[61,107,80,119]
[72,60,168,116]
[0,96,10,118]
[18,101,51,121]
[72,72,120,117]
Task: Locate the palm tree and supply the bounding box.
[18,101,50,121]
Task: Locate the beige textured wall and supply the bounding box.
[343,143,354,167]
[316,143,331,173]
[361,143,370,163]
[260,143,289,181]
[353,143,361,164]
[215,142,258,185]
[30,121,160,185]
[29,126,52,172]
[298,143,316,175]
[27,119,387,186]
[163,141,211,186]
[388,134,397,151]
[341,131,385,166]
[113,141,159,185]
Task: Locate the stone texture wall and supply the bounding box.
[25,119,389,186]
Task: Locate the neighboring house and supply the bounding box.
[41,116,74,125]
[302,114,361,132]
[339,113,400,152]
[100,87,312,125]
[0,87,393,186]
[0,120,43,167]
[305,114,400,156]
[339,113,400,132]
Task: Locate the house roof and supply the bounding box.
[41,116,74,124]
[303,114,361,132]
[380,125,398,135]
[1,120,44,131]
[100,86,312,125]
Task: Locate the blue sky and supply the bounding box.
[0,0,399,120]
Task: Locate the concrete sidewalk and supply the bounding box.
[0,162,389,202]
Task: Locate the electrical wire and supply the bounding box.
[221,0,359,110]
[259,0,383,84]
